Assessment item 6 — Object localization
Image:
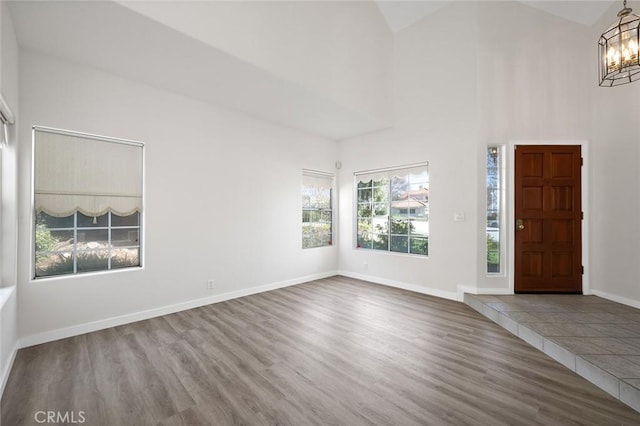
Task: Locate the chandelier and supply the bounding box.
[598,0,640,87]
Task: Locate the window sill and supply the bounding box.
[354,247,428,259]
[31,265,144,283]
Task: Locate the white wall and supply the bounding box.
[338,2,479,300]
[0,0,19,395]
[338,1,593,300]
[589,1,640,306]
[17,51,338,343]
[1,0,19,288]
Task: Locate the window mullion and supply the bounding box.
[407,175,411,253]
[387,180,391,251]
[108,212,112,270]
[73,211,78,274]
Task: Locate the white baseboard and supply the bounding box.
[0,343,18,399]
[18,270,338,348]
[338,270,457,301]
[590,289,640,309]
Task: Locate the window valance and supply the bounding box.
[354,163,429,185]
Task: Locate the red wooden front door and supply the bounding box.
[514,145,582,293]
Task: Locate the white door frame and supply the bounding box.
[507,140,590,295]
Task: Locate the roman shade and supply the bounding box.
[34,128,143,217]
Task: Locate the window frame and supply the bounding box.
[486,145,505,275]
[301,169,334,249]
[31,126,145,280]
[35,211,141,278]
[354,162,429,257]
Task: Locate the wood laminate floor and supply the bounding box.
[3,276,640,425]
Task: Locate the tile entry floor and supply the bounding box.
[465,293,640,413]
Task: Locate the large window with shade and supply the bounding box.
[33,127,143,278]
[355,163,429,256]
[302,170,333,249]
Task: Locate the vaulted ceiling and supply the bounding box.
[375,0,615,33]
[8,1,618,140]
[9,0,394,140]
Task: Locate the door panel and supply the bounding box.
[515,145,582,293]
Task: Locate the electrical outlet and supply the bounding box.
[363,263,368,272]
[207,279,215,289]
